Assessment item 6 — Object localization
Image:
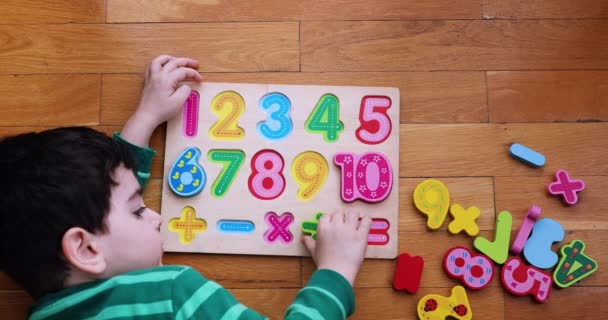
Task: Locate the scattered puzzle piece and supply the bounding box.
[417,286,472,320]
[501,257,553,303]
[554,240,598,288]
[393,253,424,293]
[510,205,542,255]
[168,206,207,244]
[523,218,564,269]
[509,143,546,167]
[548,169,585,205]
[413,179,450,230]
[443,247,494,290]
[168,147,207,197]
[473,210,512,264]
[448,204,480,236]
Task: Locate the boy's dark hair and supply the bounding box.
[0,127,137,299]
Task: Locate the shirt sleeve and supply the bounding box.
[171,267,266,320]
[284,269,355,319]
[112,132,156,188]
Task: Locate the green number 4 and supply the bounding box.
[305,93,344,143]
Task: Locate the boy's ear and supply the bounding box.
[61,227,107,275]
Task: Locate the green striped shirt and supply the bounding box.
[28,265,354,319]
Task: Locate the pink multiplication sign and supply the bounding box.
[182,90,200,138]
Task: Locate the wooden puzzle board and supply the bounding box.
[161,82,399,258]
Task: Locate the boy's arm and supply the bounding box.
[116,54,203,188]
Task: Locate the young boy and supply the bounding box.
[0,55,372,319]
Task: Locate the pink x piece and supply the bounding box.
[548,169,585,205]
[264,212,294,244]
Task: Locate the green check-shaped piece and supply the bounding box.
[301,212,324,239]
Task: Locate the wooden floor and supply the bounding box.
[1,1,608,319]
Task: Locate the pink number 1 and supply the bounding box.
[334,152,393,203]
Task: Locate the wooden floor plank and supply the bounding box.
[400,123,608,177]
[488,71,608,123]
[495,176,608,230]
[301,20,608,71]
[483,0,608,19]
[505,287,608,319]
[0,0,104,24]
[100,72,487,125]
[107,0,481,22]
[0,23,299,74]
[0,75,100,126]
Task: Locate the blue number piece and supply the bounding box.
[523,218,564,269]
[509,143,546,167]
[257,92,293,141]
[217,220,255,234]
[168,147,206,197]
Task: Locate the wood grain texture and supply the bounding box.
[505,287,608,319]
[400,123,608,177]
[301,20,608,71]
[488,71,608,123]
[0,75,100,126]
[101,72,487,125]
[496,176,608,230]
[483,0,608,19]
[0,0,104,24]
[107,0,481,22]
[0,23,299,74]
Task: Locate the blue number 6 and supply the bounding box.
[257,92,293,141]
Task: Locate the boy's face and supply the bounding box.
[96,165,163,276]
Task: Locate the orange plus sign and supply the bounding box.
[169,206,207,244]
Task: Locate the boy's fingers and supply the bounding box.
[171,84,192,104]
[358,216,372,233]
[169,68,203,84]
[150,55,174,73]
[302,236,316,253]
[345,211,359,226]
[162,57,199,73]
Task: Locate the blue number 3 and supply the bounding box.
[257,92,293,141]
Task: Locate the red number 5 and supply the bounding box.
[355,95,392,145]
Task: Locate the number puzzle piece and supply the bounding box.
[208,149,245,198]
[305,93,344,143]
[417,286,472,320]
[257,92,293,141]
[209,90,245,141]
[291,151,328,202]
[334,152,393,203]
[553,240,598,288]
[523,218,564,269]
[510,205,542,255]
[168,206,207,244]
[393,253,424,293]
[548,169,585,205]
[509,143,546,167]
[264,212,294,244]
[216,220,255,234]
[248,150,286,200]
[473,210,512,264]
[501,257,552,303]
[413,179,450,230]
[300,212,389,245]
[182,90,199,138]
[443,247,494,290]
[448,204,480,236]
[168,147,207,197]
[355,95,392,145]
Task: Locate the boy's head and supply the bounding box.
[0,127,163,299]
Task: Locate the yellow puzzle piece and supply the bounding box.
[413,179,450,230]
[448,204,480,236]
[417,286,472,320]
[168,206,207,244]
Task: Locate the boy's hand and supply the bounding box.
[121,55,203,147]
[302,211,372,286]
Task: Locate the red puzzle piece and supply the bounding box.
[393,253,424,293]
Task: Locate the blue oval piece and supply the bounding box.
[509,143,546,167]
[217,220,255,234]
[168,147,206,197]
